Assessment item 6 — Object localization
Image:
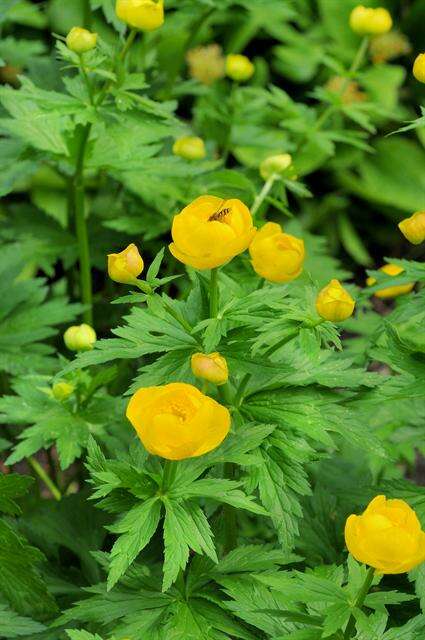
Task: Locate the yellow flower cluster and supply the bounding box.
[349,5,392,36]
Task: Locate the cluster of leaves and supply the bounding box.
[0,0,425,639]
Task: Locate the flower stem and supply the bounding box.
[79,54,94,104]
[209,268,219,318]
[344,566,375,639]
[162,460,178,491]
[251,174,277,218]
[223,462,237,553]
[120,28,138,62]
[27,456,62,501]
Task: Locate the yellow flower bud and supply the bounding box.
[326,76,366,104]
[52,381,75,401]
[108,243,144,285]
[64,324,97,352]
[191,352,228,386]
[349,5,392,36]
[173,136,206,161]
[366,263,414,299]
[66,27,98,54]
[249,222,305,283]
[316,279,355,322]
[398,211,425,245]
[115,0,164,32]
[186,44,225,85]
[413,53,425,83]
[345,495,425,574]
[169,195,256,270]
[260,154,292,181]
[225,54,255,82]
[126,382,231,460]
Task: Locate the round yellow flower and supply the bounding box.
[249,222,305,283]
[225,54,255,82]
[66,27,98,54]
[191,352,228,386]
[52,381,75,401]
[108,243,144,285]
[260,154,292,181]
[345,495,425,574]
[64,324,96,352]
[169,195,256,270]
[173,137,206,161]
[316,279,355,322]
[115,0,164,31]
[126,382,231,460]
[366,264,414,299]
[349,5,392,36]
[413,53,425,83]
[398,211,425,245]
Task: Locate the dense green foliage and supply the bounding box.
[0,0,425,638]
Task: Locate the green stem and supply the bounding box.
[79,54,94,104]
[73,123,93,325]
[83,0,91,29]
[264,331,298,358]
[233,373,251,407]
[162,460,178,491]
[314,36,369,132]
[209,268,219,318]
[120,28,138,62]
[27,456,62,501]
[251,174,277,218]
[344,566,375,639]
[223,462,237,553]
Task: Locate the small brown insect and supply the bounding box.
[209,207,231,222]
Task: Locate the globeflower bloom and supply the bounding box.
[115,0,164,31]
[108,243,144,284]
[316,279,355,322]
[66,27,98,54]
[345,495,425,574]
[413,53,425,83]
[173,136,206,161]
[249,222,305,283]
[260,154,292,181]
[191,352,228,386]
[64,324,96,352]
[169,195,256,270]
[366,264,414,299]
[126,382,231,460]
[226,54,254,82]
[398,211,425,245]
[350,6,392,35]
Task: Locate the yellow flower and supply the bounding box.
[326,76,366,104]
[225,54,255,82]
[115,0,164,31]
[398,211,425,245]
[52,381,75,401]
[186,44,225,85]
[169,195,256,270]
[191,352,228,386]
[316,279,355,322]
[345,495,425,574]
[249,222,305,283]
[349,5,393,36]
[173,136,206,161]
[366,264,414,299]
[108,243,144,284]
[64,324,96,352]
[260,154,292,181]
[66,27,98,54]
[126,382,231,460]
[413,53,425,83]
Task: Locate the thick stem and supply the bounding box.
[233,373,251,407]
[209,268,219,318]
[344,566,375,639]
[223,462,237,553]
[27,456,62,501]
[120,28,138,62]
[162,460,178,491]
[79,54,94,104]
[251,174,277,218]
[73,124,93,325]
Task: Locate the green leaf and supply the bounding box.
[0,473,33,515]
[0,603,46,638]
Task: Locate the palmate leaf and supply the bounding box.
[0,603,46,638]
[0,520,57,619]
[0,473,33,515]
